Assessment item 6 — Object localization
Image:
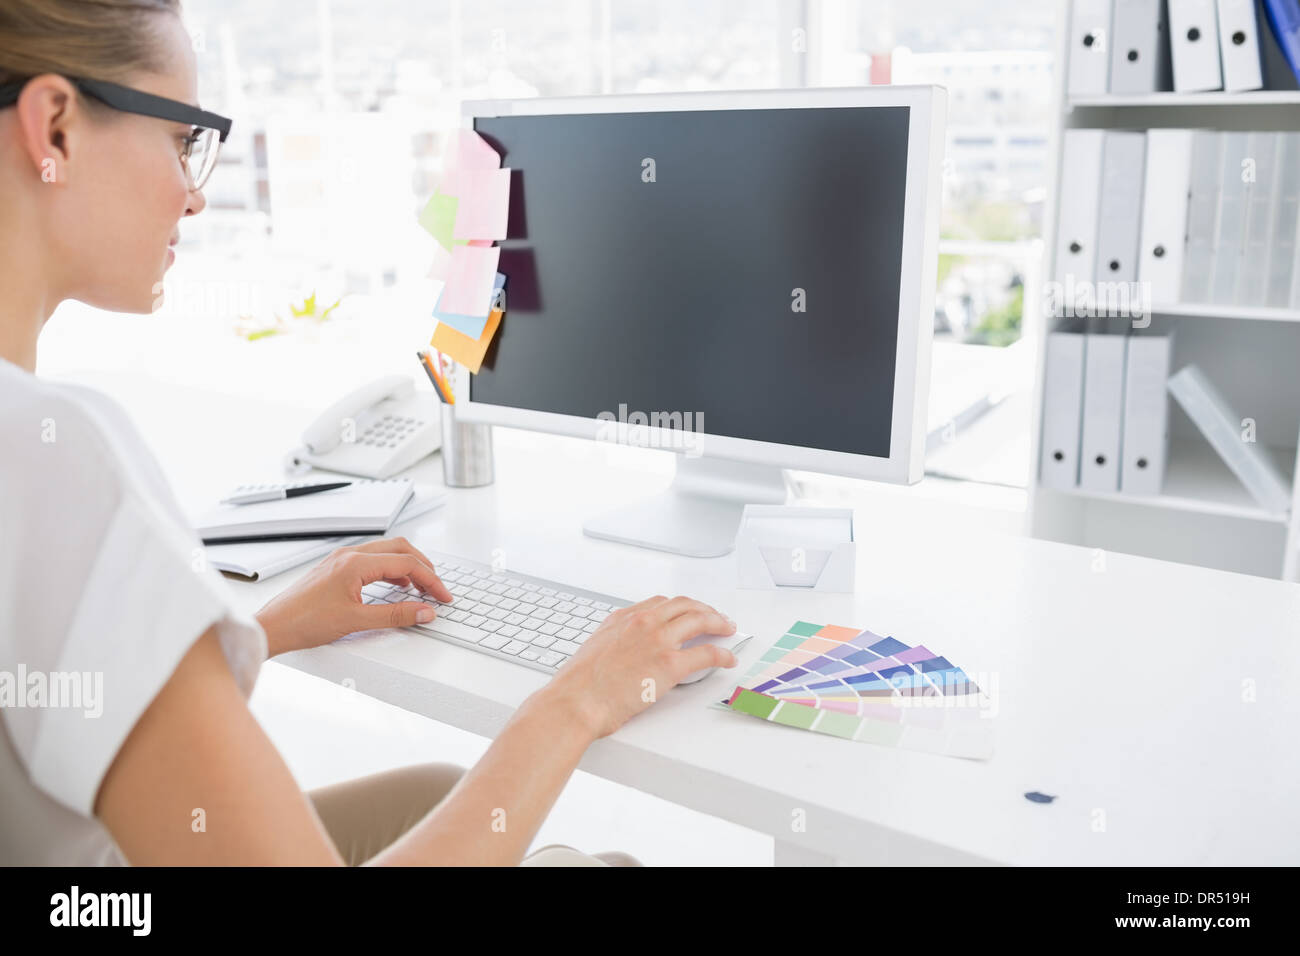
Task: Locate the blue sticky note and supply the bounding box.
[434,272,506,338]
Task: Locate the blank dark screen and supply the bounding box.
[470,104,911,459]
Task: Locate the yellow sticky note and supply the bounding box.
[431,308,502,375]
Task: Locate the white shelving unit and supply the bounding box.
[1028,1,1300,583]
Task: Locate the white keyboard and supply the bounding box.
[359,551,633,675]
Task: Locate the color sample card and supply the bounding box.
[431,306,502,374]
[721,621,994,760]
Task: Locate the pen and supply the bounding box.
[437,349,455,403]
[222,482,351,505]
[417,350,450,403]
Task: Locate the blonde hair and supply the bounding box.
[0,0,181,87]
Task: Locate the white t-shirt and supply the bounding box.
[0,357,267,865]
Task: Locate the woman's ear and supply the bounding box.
[13,74,81,185]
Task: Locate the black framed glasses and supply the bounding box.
[0,76,232,191]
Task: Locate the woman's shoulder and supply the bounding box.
[0,366,145,498]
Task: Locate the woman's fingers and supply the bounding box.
[345,552,451,601]
[342,538,453,600]
[356,598,437,632]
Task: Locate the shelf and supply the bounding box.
[1069,91,1300,108]
[1040,439,1295,524]
[1147,303,1300,323]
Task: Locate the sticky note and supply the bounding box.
[417,190,466,253]
[448,168,511,240]
[431,307,502,375]
[433,272,506,339]
[439,245,500,316]
[453,128,501,170]
[427,243,453,281]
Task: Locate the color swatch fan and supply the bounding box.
[720,620,994,760]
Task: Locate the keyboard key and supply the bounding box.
[507,578,523,587]
[498,625,521,639]
[415,619,487,644]
[520,618,542,630]
[470,602,494,615]
[480,634,509,650]
[558,592,575,601]
[505,613,527,625]
[489,583,509,595]
[519,649,541,661]
[501,640,529,656]
[574,597,592,606]
[537,596,559,608]
[523,583,540,592]
[465,589,487,601]
[551,639,582,655]
[554,601,576,613]
[479,594,502,606]
[487,608,509,621]
[464,614,487,627]
[558,627,581,641]
[569,606,593,619]
[472,570,490,579]
[593,601,612,611]
[538,651,564,667]
[480,621,503,633]
[590,610,610,623]
[531,634,556,648]
[538,622,562,636]
[529,608,553,621]
[498,599,520,611]
[539,587,557,596]
[582,620,599,633]
[448,610,470,623]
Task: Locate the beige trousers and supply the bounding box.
[306,761,641,867]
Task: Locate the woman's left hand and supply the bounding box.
[254,537,454,657]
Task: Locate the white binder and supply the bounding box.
[1169,0,1224,92]
[1079,333,1129,492]
[1167,365,1292,514]
[1094,131,1147,294]
[1208,132,1250,304]
[1120,334,1173,496]
[1138,129,1194,307]
[1181,130,1223,303]
[1068,0,1114,97]
[1271,134,1300,309]
[1238,132,1279,307]
[1110,0,1173,93]
[1279,133,1300,310]
[1054,129,1106,300]
[1215,0,1265,91]
[1040,332,1088,490]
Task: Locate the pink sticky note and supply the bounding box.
[440,245,501,317]
[455,129,501,170]
[451,168,510,241]
[426,243,453,281]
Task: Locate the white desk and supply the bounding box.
[68,370,1300,866]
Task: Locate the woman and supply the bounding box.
[0,0,737,866]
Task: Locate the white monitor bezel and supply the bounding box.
[450,85,946,485]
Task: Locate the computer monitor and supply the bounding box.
[451,86,947,557]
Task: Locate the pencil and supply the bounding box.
[416,350,450,403]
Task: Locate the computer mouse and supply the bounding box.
[677,629,753,685]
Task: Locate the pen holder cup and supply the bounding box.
[439,402,494,488]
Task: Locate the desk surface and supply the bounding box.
[67,370,1300,866]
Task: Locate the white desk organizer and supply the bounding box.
[735,505,856,592]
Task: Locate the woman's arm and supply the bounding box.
[97,597,734,865]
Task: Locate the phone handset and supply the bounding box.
[300,374,414,454]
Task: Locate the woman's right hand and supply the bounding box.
[540,595,739,740]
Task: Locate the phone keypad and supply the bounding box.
[360,415,424,448]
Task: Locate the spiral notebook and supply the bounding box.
[193,479,415,543]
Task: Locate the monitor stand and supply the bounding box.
[582,456,789,557]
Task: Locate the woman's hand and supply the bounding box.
[539,595,739,739]
[255,537,453,657]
